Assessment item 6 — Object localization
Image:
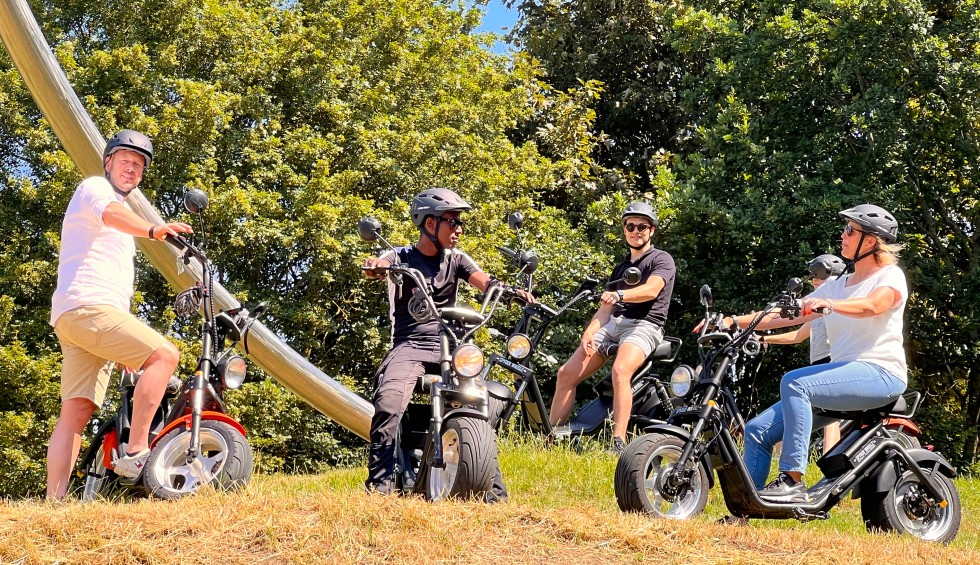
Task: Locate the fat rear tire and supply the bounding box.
[415,416,496,501]
[75,438,123,501]
[615,433,709,519]
[143,420,253,500]
[869,466,961,543]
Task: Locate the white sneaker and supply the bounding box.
[113,448,151,478]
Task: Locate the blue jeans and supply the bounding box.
[742,361,906,488]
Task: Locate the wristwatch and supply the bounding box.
[616,290,625,303]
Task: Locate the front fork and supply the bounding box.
[428,388,446,467]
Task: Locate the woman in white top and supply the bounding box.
[759,254,847,455]
[732,204,908,499]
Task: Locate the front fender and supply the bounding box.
[150,411,247,447]
[858,447,956,497]
[443,407,488,422]
[639,423,692,440]
[635,424,715,488]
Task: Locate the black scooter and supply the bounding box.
[488,212,682,441]
[614,276,961,543]
[358,217,513,501]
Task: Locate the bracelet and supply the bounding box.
[148,226,155,239]
[826,299,835,313]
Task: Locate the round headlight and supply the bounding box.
[506,334,532,360]
[453,343,485,378]
[669,364,695,398]
[218,354,248,389]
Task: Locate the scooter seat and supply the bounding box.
[120,370,182,397]
[817,392,917,421]
[600,340,671,360]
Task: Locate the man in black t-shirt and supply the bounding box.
[549,202,676,453]
[361,188,530,498]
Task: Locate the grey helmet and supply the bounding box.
[622,201,658,227]
[839,204,898,243]
[410,188,472,228]
[104,129,154,168]
[808,254,846,280]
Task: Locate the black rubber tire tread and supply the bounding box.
[143,420,253,500]
[417,416,497,501]
[614,433,709,518]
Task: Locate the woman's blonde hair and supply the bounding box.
[874,240,904,265]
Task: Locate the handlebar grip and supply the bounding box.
[164,233,189,250]
[496,245,517,259]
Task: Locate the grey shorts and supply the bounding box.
[593,316,664,358]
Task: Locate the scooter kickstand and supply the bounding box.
[791,507,830,523]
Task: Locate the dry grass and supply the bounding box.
[1,439,978,564]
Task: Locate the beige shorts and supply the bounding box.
[53,305,169,406]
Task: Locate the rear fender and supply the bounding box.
[102,428,119,470]
[150,411,247,447]
[884,418,922,437]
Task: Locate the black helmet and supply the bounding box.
[410,188,472,227]
[808,254,846,280]
[104,129,154,168]
[839,204,898,244]
[622,201,658,227]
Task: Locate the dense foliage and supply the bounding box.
[515,0,980,470]
[2,0,979,498]
[0,0,630,496]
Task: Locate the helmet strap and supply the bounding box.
[104,172,131,199]
[422,216,443,251]
[843,232,876,267]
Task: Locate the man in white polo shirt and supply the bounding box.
[46,130,194,499]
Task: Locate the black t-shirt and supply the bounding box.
[610,246,676,327]
[382,246,481,344]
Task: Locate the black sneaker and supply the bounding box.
[758,472,807,500]
[608,437,627,455]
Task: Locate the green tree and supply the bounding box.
[517,0,980,468]
[0,0,620,495]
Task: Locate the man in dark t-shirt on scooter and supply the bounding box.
[548,201,676,453]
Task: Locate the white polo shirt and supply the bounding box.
[50,176,136,325]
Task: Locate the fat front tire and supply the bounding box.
[417,416,497,501]
[615,433,709,519]
[867,466,961,543]
[143,420,253,500]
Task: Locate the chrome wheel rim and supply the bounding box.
[893,471,955,541]
[428,428,461,500]
[642,443,705,519]
[147,428,229,495]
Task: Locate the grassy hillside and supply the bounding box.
[1,437,978,564]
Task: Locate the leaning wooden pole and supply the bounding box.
[0,0,372,439]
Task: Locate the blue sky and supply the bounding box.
[473,0,519,52]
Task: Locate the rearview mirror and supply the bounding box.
[786,277,804,295]
[507,211,524,232]
[700,284,713,308]
[623,267,642,286]
[183,188,209,214]
[358,217,382,242]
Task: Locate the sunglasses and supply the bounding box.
[624,223,651,233]
[444,217,465,230]
[843,224,868,237]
